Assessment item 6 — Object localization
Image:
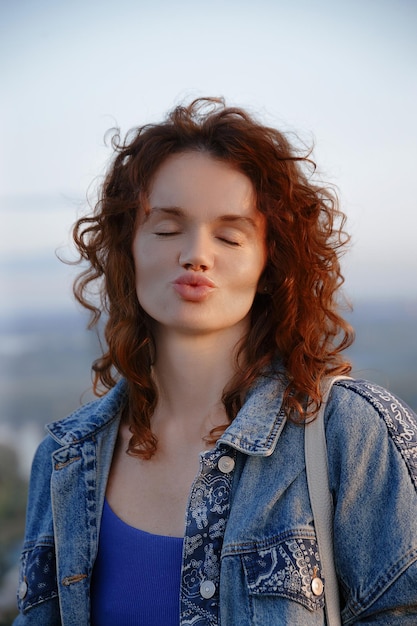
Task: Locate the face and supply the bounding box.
[132,151,267,339]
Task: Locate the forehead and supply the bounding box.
[148,151,258,218]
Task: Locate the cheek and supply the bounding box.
[243,248,267,287]
[134,257,156,288]
[230,266,264,297]
[132,235,156,280]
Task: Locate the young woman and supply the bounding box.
[15,98,417,625]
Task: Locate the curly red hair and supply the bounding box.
[72,97,354,458]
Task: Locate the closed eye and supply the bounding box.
[217,236,241,246]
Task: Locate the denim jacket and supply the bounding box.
[14,373,417,625]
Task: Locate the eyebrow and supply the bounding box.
[149,206,259,229]
[149,206,183,217]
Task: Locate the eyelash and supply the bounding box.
[217,237,241,246]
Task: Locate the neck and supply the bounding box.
[150,327,245,435]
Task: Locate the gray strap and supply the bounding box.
[305,376,349,626]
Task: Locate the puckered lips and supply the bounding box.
[172,274,216,301]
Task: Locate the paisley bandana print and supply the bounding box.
[18,543,58,612]
[341,380,417,489]
[242,536,325,611]
[180,446,236,625]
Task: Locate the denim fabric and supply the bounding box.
[13,373,417,625]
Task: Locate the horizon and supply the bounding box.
[1,191,417,315]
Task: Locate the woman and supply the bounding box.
[15,98,417,625]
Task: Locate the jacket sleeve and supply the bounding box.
[326,380,417,624]
[13,435,62,625]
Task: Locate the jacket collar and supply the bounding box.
[218,369,288,457]
[46,379,128,445]
[46,366,288,456]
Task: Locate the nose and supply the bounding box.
[179,228,213,271]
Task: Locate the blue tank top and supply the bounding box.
[91,499,184,625]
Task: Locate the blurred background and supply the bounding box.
[1,0,416,622]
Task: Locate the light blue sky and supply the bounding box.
[1,0,417,312]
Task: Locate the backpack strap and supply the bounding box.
[305,376,349,626]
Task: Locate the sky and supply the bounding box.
[1,0,417,314]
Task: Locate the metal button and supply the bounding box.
[218,455,235,473]
[311,576,324,596]
[18,579,28,600]
[200,580,216,599]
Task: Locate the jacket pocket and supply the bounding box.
[17,537,59,613]
[241,532,325,612]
